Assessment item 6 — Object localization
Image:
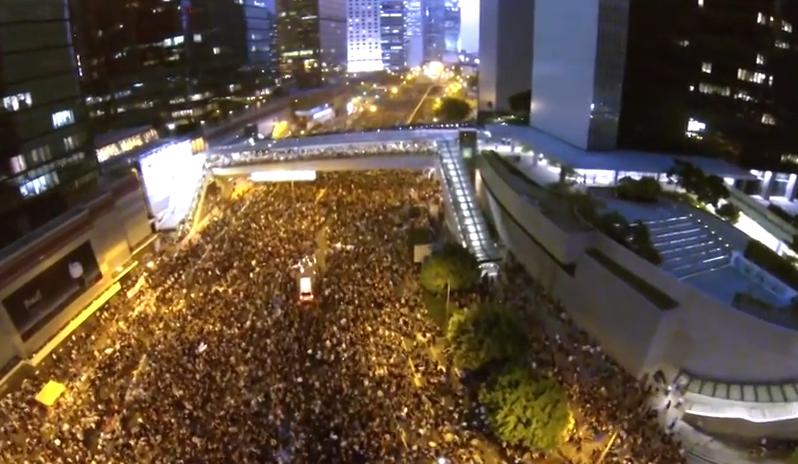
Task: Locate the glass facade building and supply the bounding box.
[0,0,97,248]
[277,0,345,87]
[347,0,384,72]
[422,0,446,62]
[380,0,406,71]
[71,0,278,132]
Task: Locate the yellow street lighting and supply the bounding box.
[390,86,399,95]
[369,104,378,113]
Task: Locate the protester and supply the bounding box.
[0,170,684,463]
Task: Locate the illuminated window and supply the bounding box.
[698,82,730,96]
[757,12,767,25]
[213,47,221,55]
[737,69,766,84]
[194,33,202,42]
[756,53,765,65]
[2,92,32,112]
[762,113,776,125]
[734,90,754,102]
[52,109,75,128]
[686,117,706,139]
[775,40,789,49]
[783,21,794,33]
[701,62,712,74]
[9,155,26,174]
[697,0,704,6]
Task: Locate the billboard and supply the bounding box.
[3,242,101,340]
[138,139,206,230]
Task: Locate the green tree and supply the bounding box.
[668,161,729,207]
[479,366,572,451]
[435,97,472,122]
[789,448,798,464]
[615,177,662,203]
[716,203,740,223]
[420,244,480,294]
[447,304,528,370]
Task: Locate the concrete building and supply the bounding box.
[346,0,384,72]
[0,173,151,378]
[477,0,535,115]
[422,0,447,62]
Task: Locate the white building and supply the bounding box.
[404,0,424,67]
[346,0,384,73]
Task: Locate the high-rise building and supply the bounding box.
[277,0,346,87]
[0,0,98,247]
[405,0,424,67]
[478,0,534,114]
[380,0,406,71]
[528,0,798,174]
[422,0,447,62]
[71,0,279,133]
[346,0,384,72]
[443,0,461,54]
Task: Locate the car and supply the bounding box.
[298,275,314,302]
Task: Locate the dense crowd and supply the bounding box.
[0,169,690,463]
[210,140,438,167]
[501,259,688,464]
[0,171,494,463]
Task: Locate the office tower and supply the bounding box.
[347,0,384,72]
[423,0,447,62]
[529,0,798,172]
[71,0,279,133]
[619,0,798,176]
[0,0,97,247]
[380,0,407,71]
[478,0,535,114]
[277,0,346,87]
[443,0,461,53]
[405,0,424,67]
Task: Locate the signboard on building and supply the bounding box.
[3,242,101,340]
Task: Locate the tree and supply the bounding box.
[716,203,740,223]
[420,244,480,294]
[668,161,729,207]
[435,97,471,122]
[615,177,661,203]
[447,304,528,370]
[558,164,577,185]
[789,448,798,464]
[479,366,572,451]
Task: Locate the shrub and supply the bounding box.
[615,177,662,203]
[421,290,449,330]
[446,304,528,371]
[668,161,729,207]
[716,203,740,223]
[744,240,798,290]
[420,243,480,294]
[479,366,572,451]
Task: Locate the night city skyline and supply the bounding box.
[2,1,798,463]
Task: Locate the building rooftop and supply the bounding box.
[485,123,756,180]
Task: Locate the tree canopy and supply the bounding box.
[479,366,572,451]
[419,244,480,294]
[435,97,472,122]
[508,90,531,113]
[446,304,528,371]
[668,161,729,207]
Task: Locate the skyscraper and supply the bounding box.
[0,0,97,247]
[405,0,424,67]
[71,0,279,132]
[380,0,406,71]
[478,0,534,114]
[443,0,461,54]
[346,0,384,72]
[277,0,346,87]
[422,0,447,62]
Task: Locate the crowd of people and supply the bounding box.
[0,171,496,463]
[501,259,688,463]
[210,140,439,167]
[0,167,694,463]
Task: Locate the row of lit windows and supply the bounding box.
[2,92,33,112]
[8,134,83,176]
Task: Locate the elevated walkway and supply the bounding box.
[436,139,500,275]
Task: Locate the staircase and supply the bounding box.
[646,214,732,279]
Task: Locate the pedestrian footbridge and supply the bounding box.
[208,129,501,273]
